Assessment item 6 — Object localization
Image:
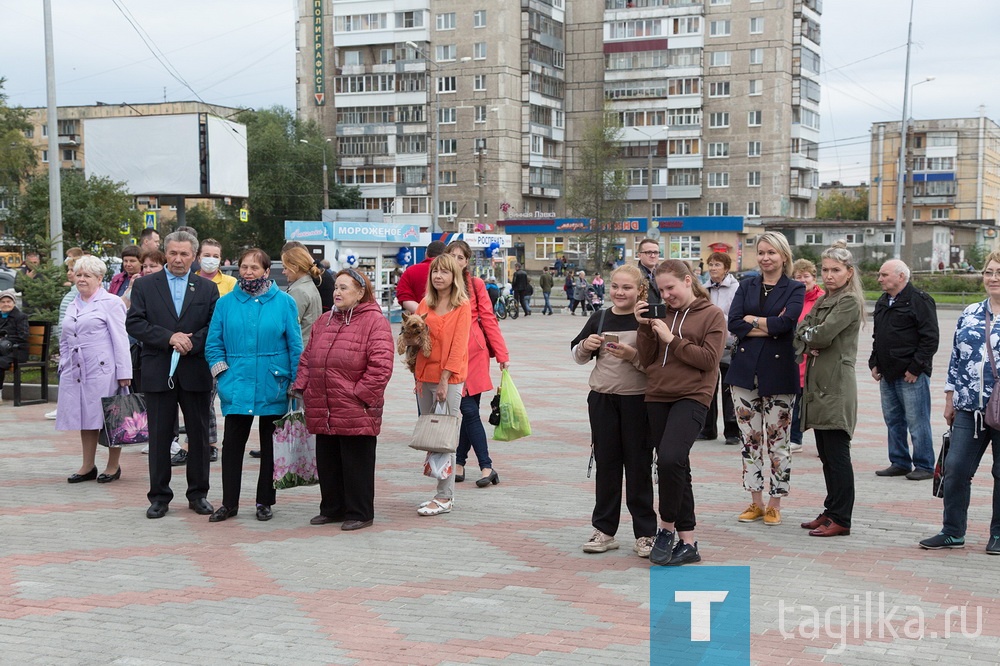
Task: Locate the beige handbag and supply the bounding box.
[408,402,460,453]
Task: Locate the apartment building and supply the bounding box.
[295,0,565,232]
[869,114,1000,226]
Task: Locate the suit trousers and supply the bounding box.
[220,414,278,510]
[315,434,377,522]
[146,387,211,505]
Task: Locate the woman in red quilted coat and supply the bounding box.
[292,268,394,531]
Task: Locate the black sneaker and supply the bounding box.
[170,449,188,467]
[918,533,965,550]
[649,528,675,566]
[987,536,1000,555]
[209,446,219,463]
[666,541,702,566]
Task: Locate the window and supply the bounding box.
[438,139,457,155]
[395,11,423,28]
[473,9,486,28]
[666,107,701,126]
[668,77,700,96]
[668,168,701,186]
[676,202,690,216]
[799,46,821,74]
[710,0,731,4]
[669,235,701,260]
[475,106,487,123]
[711,51,731,67]
[439,200,458,217]
[748,141,762,157]
[707,172,729,188]
[42,150,48,163]
[610,19,664,39]
[474,138,487,154]
[437,76,456,93]
[62,149,77,161]
[747,201,760,216]
[473,74,486,91]
[882,232,895,244]
[436,45,456,61]
[748,171,761,186]
[709,81,730,97]
[710,20,731,37]
[379,48,394,64]
[749,48,764,65]
[709,112,730,128]
[844,233,862,245]
[438,169,457,185]
[335,14,388,32]
[438,107,456,124]
[667,139,700,155]
[670,17,701,35]
[747,110,762,127]
[554,110,565,128]
[400,197,428,214]
[708,142,729,158]
[931,208,950,220]
[749,80,762,96]
[23,127,34,139]
[749,17,764,34]
[707,202,729,216]
[804,233,823,244]
[436,12,456,30]
[651,202,662,217]
[531,135,543,154]
[343,51,361,66]
[473,42,487,59]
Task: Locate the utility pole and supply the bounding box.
[43,0,63,260]
[903,122,915,267]
[477,142,485,229]
[893,0,915,260]
[647,139,653,222]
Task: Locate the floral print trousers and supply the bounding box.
[731,386,795,496]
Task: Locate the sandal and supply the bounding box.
[417,498,453,516]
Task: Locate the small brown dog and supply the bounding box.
[397,311,432,373]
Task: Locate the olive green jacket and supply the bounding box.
[795,290,863,436]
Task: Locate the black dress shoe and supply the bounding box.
[342,519,373,531]
[455,467,465,483]
[249,450,261,459]
[209,446,219,463]
[256,505,273,521]
[97,468,122,484]
[310,514,344,525]
[875,465,911,477]
[906,468,934,480]
[188,498,214,515]
[476,470,500,487]
[170,449,188,467]
[68,467,98,484]
[724,436,741,446]
[209,506,238,522]
[146,502,169,519]
[696,432,717,441]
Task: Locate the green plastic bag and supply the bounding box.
[494,369,531,442]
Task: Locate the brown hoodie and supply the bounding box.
[636,297,726,406]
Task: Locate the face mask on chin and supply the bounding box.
[200,257,221,273]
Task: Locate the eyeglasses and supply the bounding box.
[983,271,1000,280]
[638,251,660,257]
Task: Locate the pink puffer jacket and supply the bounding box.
[293,300,394,436]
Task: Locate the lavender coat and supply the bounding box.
[56,288,132,431]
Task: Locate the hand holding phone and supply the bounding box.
[641,303,667,319]
[603,333,619,346]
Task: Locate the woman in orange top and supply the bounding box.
[415,254,471,516]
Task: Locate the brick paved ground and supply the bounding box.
[2,307,999,665]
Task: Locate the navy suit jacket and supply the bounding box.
[725,274,804,395]
[125,269,218,393]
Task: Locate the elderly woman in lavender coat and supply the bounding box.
[57,255,133,484]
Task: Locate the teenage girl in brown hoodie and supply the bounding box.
[635,260,726,566]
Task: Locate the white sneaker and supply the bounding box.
[140,444,149,454]
[44,409,58,420]
[582,530,619,553]
[789,442,803,453]
[169,437,181,455]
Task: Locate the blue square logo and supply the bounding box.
[650,566,750,665]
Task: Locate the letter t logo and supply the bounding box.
[674,591,729,641]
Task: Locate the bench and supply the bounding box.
[12,320,52,407]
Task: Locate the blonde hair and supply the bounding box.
[655,259,710,302]
[821,240,866,325]
[281,246,323,280]
[756,231,794,276]
[424,254,469,309]
[791,258,817,278]
[610,263,647,303]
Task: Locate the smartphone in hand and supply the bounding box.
[603,333,620,345]
[641,303,667,319]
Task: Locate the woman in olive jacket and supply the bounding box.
[795,241,865,537]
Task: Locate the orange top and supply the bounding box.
[415,300,471,384]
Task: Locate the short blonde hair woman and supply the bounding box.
[281,246,323,347]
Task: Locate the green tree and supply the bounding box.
[182,203,248,261]
[234,107,360,256]
[14,239,69,322]
[0,78,36,197]
[565,114,628,272]
[816,187,869,221]
[6,170,142,252]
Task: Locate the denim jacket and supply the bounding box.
[944,299,1000,412]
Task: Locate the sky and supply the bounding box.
[1,0,997,186]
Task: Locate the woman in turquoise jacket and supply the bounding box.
[204,248,303,523]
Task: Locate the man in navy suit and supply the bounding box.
[127,230,218,519]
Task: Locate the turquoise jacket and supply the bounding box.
[206,282,303,417]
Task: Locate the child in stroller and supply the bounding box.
[580,285,604,314]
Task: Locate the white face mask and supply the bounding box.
[200,257,221,273]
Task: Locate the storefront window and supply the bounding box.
[535,236,565,260]
[669,235,701,260]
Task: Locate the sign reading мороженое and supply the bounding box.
[650,567,750,665]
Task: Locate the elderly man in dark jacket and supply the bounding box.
[869,260,939,480]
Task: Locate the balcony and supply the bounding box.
[913,195,956,205]
[58,134,79,146]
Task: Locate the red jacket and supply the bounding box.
[464,275,509,396]
[293,300,394,436]
[395,258,432,306]
[797,285,824,388]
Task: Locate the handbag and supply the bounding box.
[272,399,319,489]
[984,309,1000,429]
[409,401,461,453]
[98,387,148,447]
[488,388,501,426]
[933,429,950,499]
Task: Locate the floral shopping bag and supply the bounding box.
[98,387,148,447]
[272,401,319,490]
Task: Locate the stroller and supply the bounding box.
[580,286,604,314]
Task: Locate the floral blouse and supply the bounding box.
[945,299,1000,411]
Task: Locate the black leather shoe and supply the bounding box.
[310,514,344,525]
[146,502,169,519]
[256,505,273,521]
[906,468,934,481]
[342,519,373,531]
[455,466,465,483]
[170,450,188,467]
[68,467,98,484]
[209,506,238,522]
[724,436,741,446]
[696,432,717,441]
[476,470,500,487]
[875,465,911,477]
[209,446,219,463]
[97,468,122,484]
[188,498,214,515]
[249,450,261,459]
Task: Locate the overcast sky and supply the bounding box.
[1,0,997,186]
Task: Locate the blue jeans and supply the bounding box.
[880,374,935,472]
[542,292,552,314]
[456,393,492,470]
[942,410,1000,538]
[790,391,803,445]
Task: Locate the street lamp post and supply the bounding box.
[300,138,331,211]
[903,76,935,267]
